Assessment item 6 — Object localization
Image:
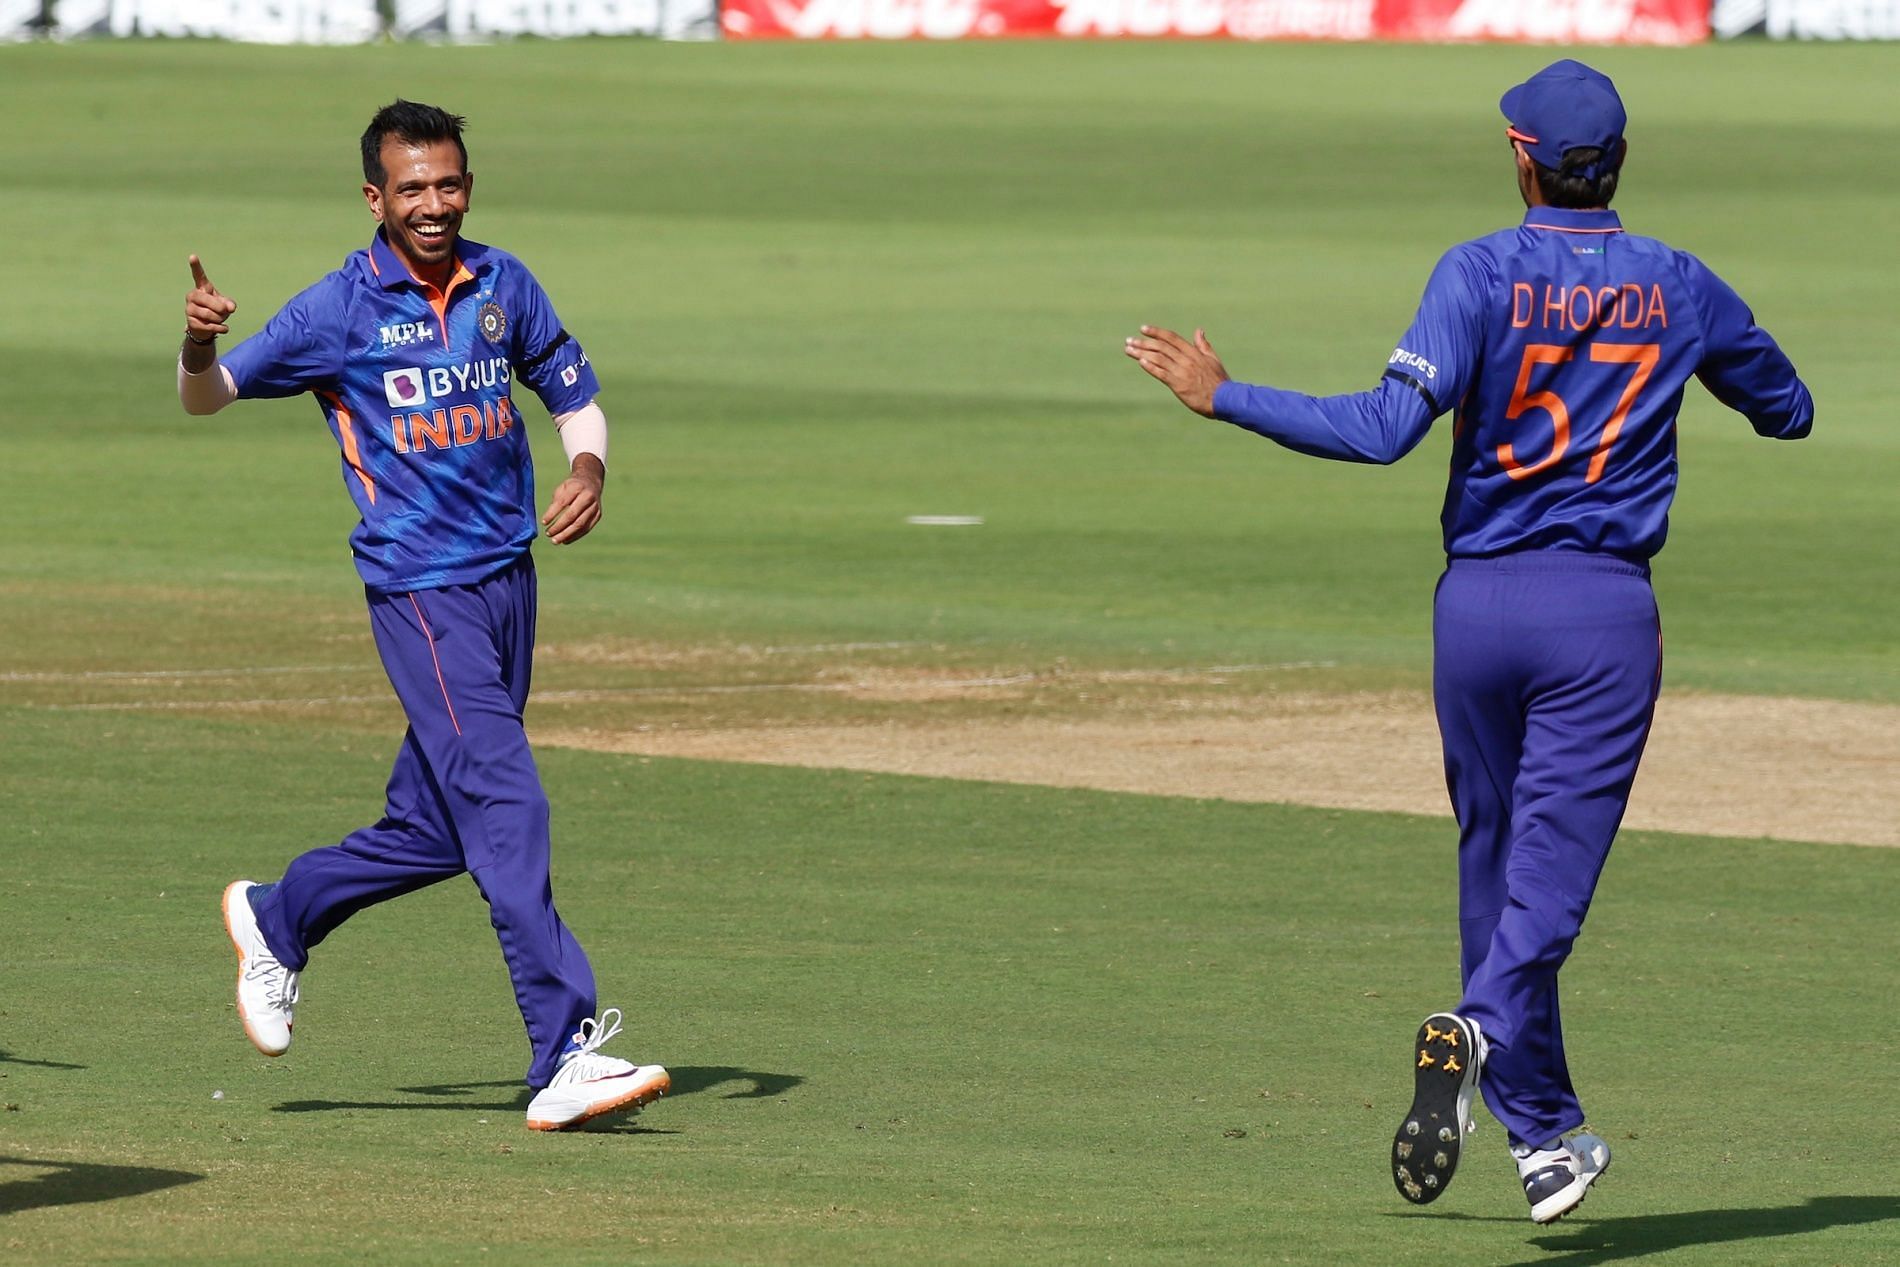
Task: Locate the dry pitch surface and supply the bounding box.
[542,686,1900,849]
[31,636,1896,848]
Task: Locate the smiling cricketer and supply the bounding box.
[180,100,667,1133]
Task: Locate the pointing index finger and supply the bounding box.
[189,254,212,291]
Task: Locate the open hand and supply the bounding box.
[1124,325,1229,418]
[185,255,237,340]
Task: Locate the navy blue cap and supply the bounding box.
[1500,60,1627,181]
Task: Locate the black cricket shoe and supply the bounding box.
[1521,1133,1611,1224]
[1391,1012,1484,1205]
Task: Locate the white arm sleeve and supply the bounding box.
[554,399,608,470]
[178,358,238,416]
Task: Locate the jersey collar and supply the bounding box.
[366,228,490,291]
[1521,207,1624,234]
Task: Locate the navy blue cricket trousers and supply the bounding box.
[1433,551,1661,1149]
[250,554,595,1089]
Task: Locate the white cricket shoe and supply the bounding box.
[1520,1131,1612,1224]
[222,880,298,1057]
[525,1008,670,1132]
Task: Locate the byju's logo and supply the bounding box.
[384,367,428,408]
[1388,347,1439,381]
[380,321,434,349]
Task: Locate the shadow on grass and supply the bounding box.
[0,1049,86,1071]
[274,1079,530,1115]
[272,1066,802,1116]
[0,1156,203,1215]
[1508,1197,1900,1265]
[1404,1196,1900,1264]
[667,1066,804,1099]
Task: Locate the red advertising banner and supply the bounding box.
[719,0,1707,42]
[1380,0,1707,42]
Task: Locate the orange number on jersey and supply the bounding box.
[1498,342,1660,484]
[1499,344,1573,481]
[1585,343,1660,484]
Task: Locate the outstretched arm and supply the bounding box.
[1124,323,1438,465]
[1125,245,1487,466]
[179,255,238,415]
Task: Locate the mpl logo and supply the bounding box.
[384,367,428,409]
[379,321,434,349]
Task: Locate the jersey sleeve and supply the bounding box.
[220,282,343,400]
[508,267,601,417]
[1209,245,1487,464]
[1677,251,1813,439]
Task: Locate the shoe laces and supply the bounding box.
[567,1007,624,1057]
[243,955,299,1014]
[554,1008,632,1082]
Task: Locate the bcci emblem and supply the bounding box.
[478,301,508,345]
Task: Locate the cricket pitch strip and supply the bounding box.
[535,682,1900,850]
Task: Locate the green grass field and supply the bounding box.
[3,35,1898,1264]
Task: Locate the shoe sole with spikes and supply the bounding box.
[1392,1012,1482,1205]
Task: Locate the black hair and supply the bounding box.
[1532,143,1622,210]
[361,100,469,187]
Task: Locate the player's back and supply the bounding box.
[1441,207,1808,560]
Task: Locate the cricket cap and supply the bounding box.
[1500,60,1627,181]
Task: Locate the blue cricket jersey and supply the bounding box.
[1211,207,1813,559]
[221,230,601,592]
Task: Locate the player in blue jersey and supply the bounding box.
[1126,60,1811,1223]
[179,100,668,1132]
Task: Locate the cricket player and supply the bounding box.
[1126,61,1811,1223]
[180,100,667,1132]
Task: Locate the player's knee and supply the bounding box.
[475,865,554,919]
[1507,884,1591,950]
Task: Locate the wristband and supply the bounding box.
[185,329,216,347]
